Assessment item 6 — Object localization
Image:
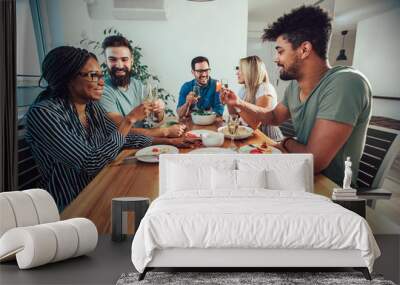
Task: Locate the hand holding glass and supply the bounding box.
[144,84,158,123]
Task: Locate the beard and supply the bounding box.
[278,58,301,81]
[109,66,132,87]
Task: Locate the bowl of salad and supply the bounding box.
[191,110,216,125]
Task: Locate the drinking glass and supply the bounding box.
[220,79,229,89]
[227,114,239,150]
[192,84,201,111]
[143,83,158,125]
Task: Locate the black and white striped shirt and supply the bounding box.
[25,97,152,211]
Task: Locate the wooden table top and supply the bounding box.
[61,117,338,233]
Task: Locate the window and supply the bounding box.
[16,0,44,121]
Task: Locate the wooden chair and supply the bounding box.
[17,126,41,190]
[357,126,400,207]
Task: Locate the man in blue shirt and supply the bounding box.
[177,56,224,118]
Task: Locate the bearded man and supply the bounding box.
[100,35,185,138]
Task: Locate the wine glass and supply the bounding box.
[220,79,229,90]
[192,84,201,111]
[143,83,158,125]
[227,114,239,150]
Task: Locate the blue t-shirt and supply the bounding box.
[177,79,224,116]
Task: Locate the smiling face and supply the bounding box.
[236,65,245,84]
[105,46,133,87]
[192,61,210,86]
[68,57,104,103]
[274,35,302,81]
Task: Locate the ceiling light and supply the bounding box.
[336,30,348,61]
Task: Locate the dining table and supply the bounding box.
[61,117,338,234]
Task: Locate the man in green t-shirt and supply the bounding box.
[100,35,186,138]
[221,6,371,186]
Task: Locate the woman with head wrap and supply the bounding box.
[25,46,152,210]
[223,56,283,141]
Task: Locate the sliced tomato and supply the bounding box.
[250,148,263,154]
[185,132,200,139]
[152,147,160,153]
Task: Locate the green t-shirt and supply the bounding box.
[100,77,145,127]
[282,66,372,186]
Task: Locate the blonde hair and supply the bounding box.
[239,56,269,104]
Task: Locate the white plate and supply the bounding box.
[189,147,236,154]
[238,145,282,154]
[186,129,216,139]
[135,145,179,163]
[217,126,254,140]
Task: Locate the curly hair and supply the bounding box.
[262,5,332,59]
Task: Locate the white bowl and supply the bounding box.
[201,132,225,147]
[191,112,216,125]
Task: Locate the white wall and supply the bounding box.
[56,0,248,109]
[353,8,400,120]
[328,30,356,67]
[247,22,289,101]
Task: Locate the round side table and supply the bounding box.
[111,197,150,242]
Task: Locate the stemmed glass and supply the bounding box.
[227,114,239,150]
[143,83,158,126]
[220,79,229,90]
[192,84,201,111]
[184,84,201,118]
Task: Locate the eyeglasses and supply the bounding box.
[78,71,104,82]
[194,68,211,74]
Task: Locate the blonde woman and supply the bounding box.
[226,55,283,141]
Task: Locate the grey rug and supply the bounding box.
[116,271,396,285]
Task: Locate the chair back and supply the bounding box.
[18,127,41,190]
[358,125,400,189]
[279,119,296,138]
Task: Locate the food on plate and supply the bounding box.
[222,126,250,137]
[248,144,273,154]
[250,148,264,154]
[150,147,169,155]
[185,132,201,139]
[192,110,214,116]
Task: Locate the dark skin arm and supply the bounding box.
[221,89,290,126]
[279,119,353,173]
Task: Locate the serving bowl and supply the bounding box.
[191,111,216,125]
[201,131,225,147]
